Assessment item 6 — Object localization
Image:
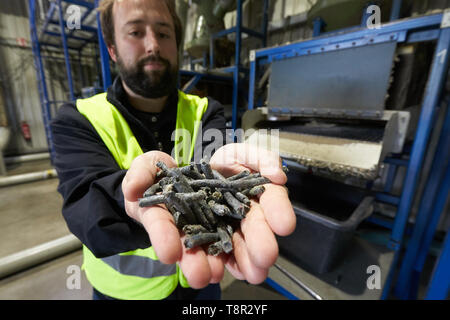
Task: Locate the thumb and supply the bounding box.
[122,151,177,202]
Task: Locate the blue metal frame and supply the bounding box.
[426,224,450,300]
[265,277,300,300]
[57,0,76,101]
[390,0,403,21]
[247,13,450,299]
[395,99,450,299]
[179,70,233,94]
[28,0,55,161]
[208,0,269,132]
[28,0,111,162]
[94,0,112,91]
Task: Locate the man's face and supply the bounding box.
[109,0,178,98]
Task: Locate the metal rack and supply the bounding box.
[207,0,269,131]
[28,0,111,161]
[247,12,450,299]
[183,0,269,132]
[394,97,450,299]
[425,221,450,299]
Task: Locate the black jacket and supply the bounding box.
[50,77,227,258]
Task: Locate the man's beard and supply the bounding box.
[116,54,178,99]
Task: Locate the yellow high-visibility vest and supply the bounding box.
[76,90,208,299]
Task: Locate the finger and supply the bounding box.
[139,205,182,264]
[240,202,278,269]
[206,254,225,284]
[122,151,177,201]
[178,238,212,289]
[224,255,245,280]
[210,143,286,184]
[232,230,268,284]
[259,183,296,236]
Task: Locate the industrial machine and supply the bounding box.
[243,31,411,282]
[182,0,237,68]
[242,12,450,299]
[243,39,410,182]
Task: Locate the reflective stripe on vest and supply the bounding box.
[76,90,208,299]
[101,254,177,278]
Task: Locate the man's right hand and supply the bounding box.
[121,151,226,288]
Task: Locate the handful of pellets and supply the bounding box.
[138,159,271,256]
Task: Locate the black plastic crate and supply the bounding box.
[277,170,374,274]
[277,197,374,274]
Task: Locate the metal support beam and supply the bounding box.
[57,0,75,101]
[39,1,57,40]
[44,30,90,42]
[395,103,450,299]
[95,0,111,91]
[231,0,243,132]
[63,0,95,9]
[426,226,450,300]
[313,17,325,37]
[49,19,97,33]
[390,0,403,21]
[361,2,375,28]
[28,0,56,162]
[389,27,450,249]
[182,74,203,94]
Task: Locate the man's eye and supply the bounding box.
[129,31,140,37]
[159,33,169,39]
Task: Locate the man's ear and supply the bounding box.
[108,44,117,63]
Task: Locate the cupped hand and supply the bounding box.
[122,151,224,288]
[122,144,296,289]
[209,143,296,283]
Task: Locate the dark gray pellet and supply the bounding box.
[199,199,218,227]
[247,185,265,197]
[209,200,231,217]
[143,182,161,197]
[138,194,166,207]
[166,192,197,225]
[200,159,215,179]
[217,227,233,254]
[223,191,247,219]
[207,241,224,256]
[182,224,209,235]
[234,191,251,206]
[176,191,207,202]
[226,170,251,181]
[184,233,220,249]
[173,211,188,229]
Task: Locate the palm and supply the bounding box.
[122,144,296,288]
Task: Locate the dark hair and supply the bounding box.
[98,0,182,49]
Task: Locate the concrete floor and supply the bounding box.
[2,159,442,300]
[0,249,286,300]
[0,159,286,300]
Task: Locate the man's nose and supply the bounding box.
[144,30,161,55]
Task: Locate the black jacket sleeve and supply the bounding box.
[50,104,151,258]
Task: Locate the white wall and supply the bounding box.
[0,2,99,156]
[0,10,49,155]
